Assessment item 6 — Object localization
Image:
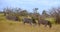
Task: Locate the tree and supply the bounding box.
[3,8,6,16]
[42,10,49,18]
[19,10,28,16]
[3,8,13,16]
[33,8,38,13]
[32,8,40,20]
[49,7,60,24]
[14,8,21,13]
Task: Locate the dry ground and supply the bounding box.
[0,20,60,32]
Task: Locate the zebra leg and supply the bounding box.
[48,24,52,28]
[23,22,25,25]
[45,24,47,27]
[29,22,32,25]
[48,22,52,28]
[45,25,47,27]
[38,23,40,26]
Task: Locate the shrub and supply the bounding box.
[45,18,56,24]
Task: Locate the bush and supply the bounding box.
[45,18,56,24]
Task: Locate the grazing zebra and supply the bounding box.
[23,17,36,25]
[38,20,52,28]
[6,15,19,21]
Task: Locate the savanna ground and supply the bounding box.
[0,14,60,32]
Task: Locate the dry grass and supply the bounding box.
[0,14,60,32]
[0,20,60,32]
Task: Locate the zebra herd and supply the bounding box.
[23,17,52,28]
[6,15,52,28]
